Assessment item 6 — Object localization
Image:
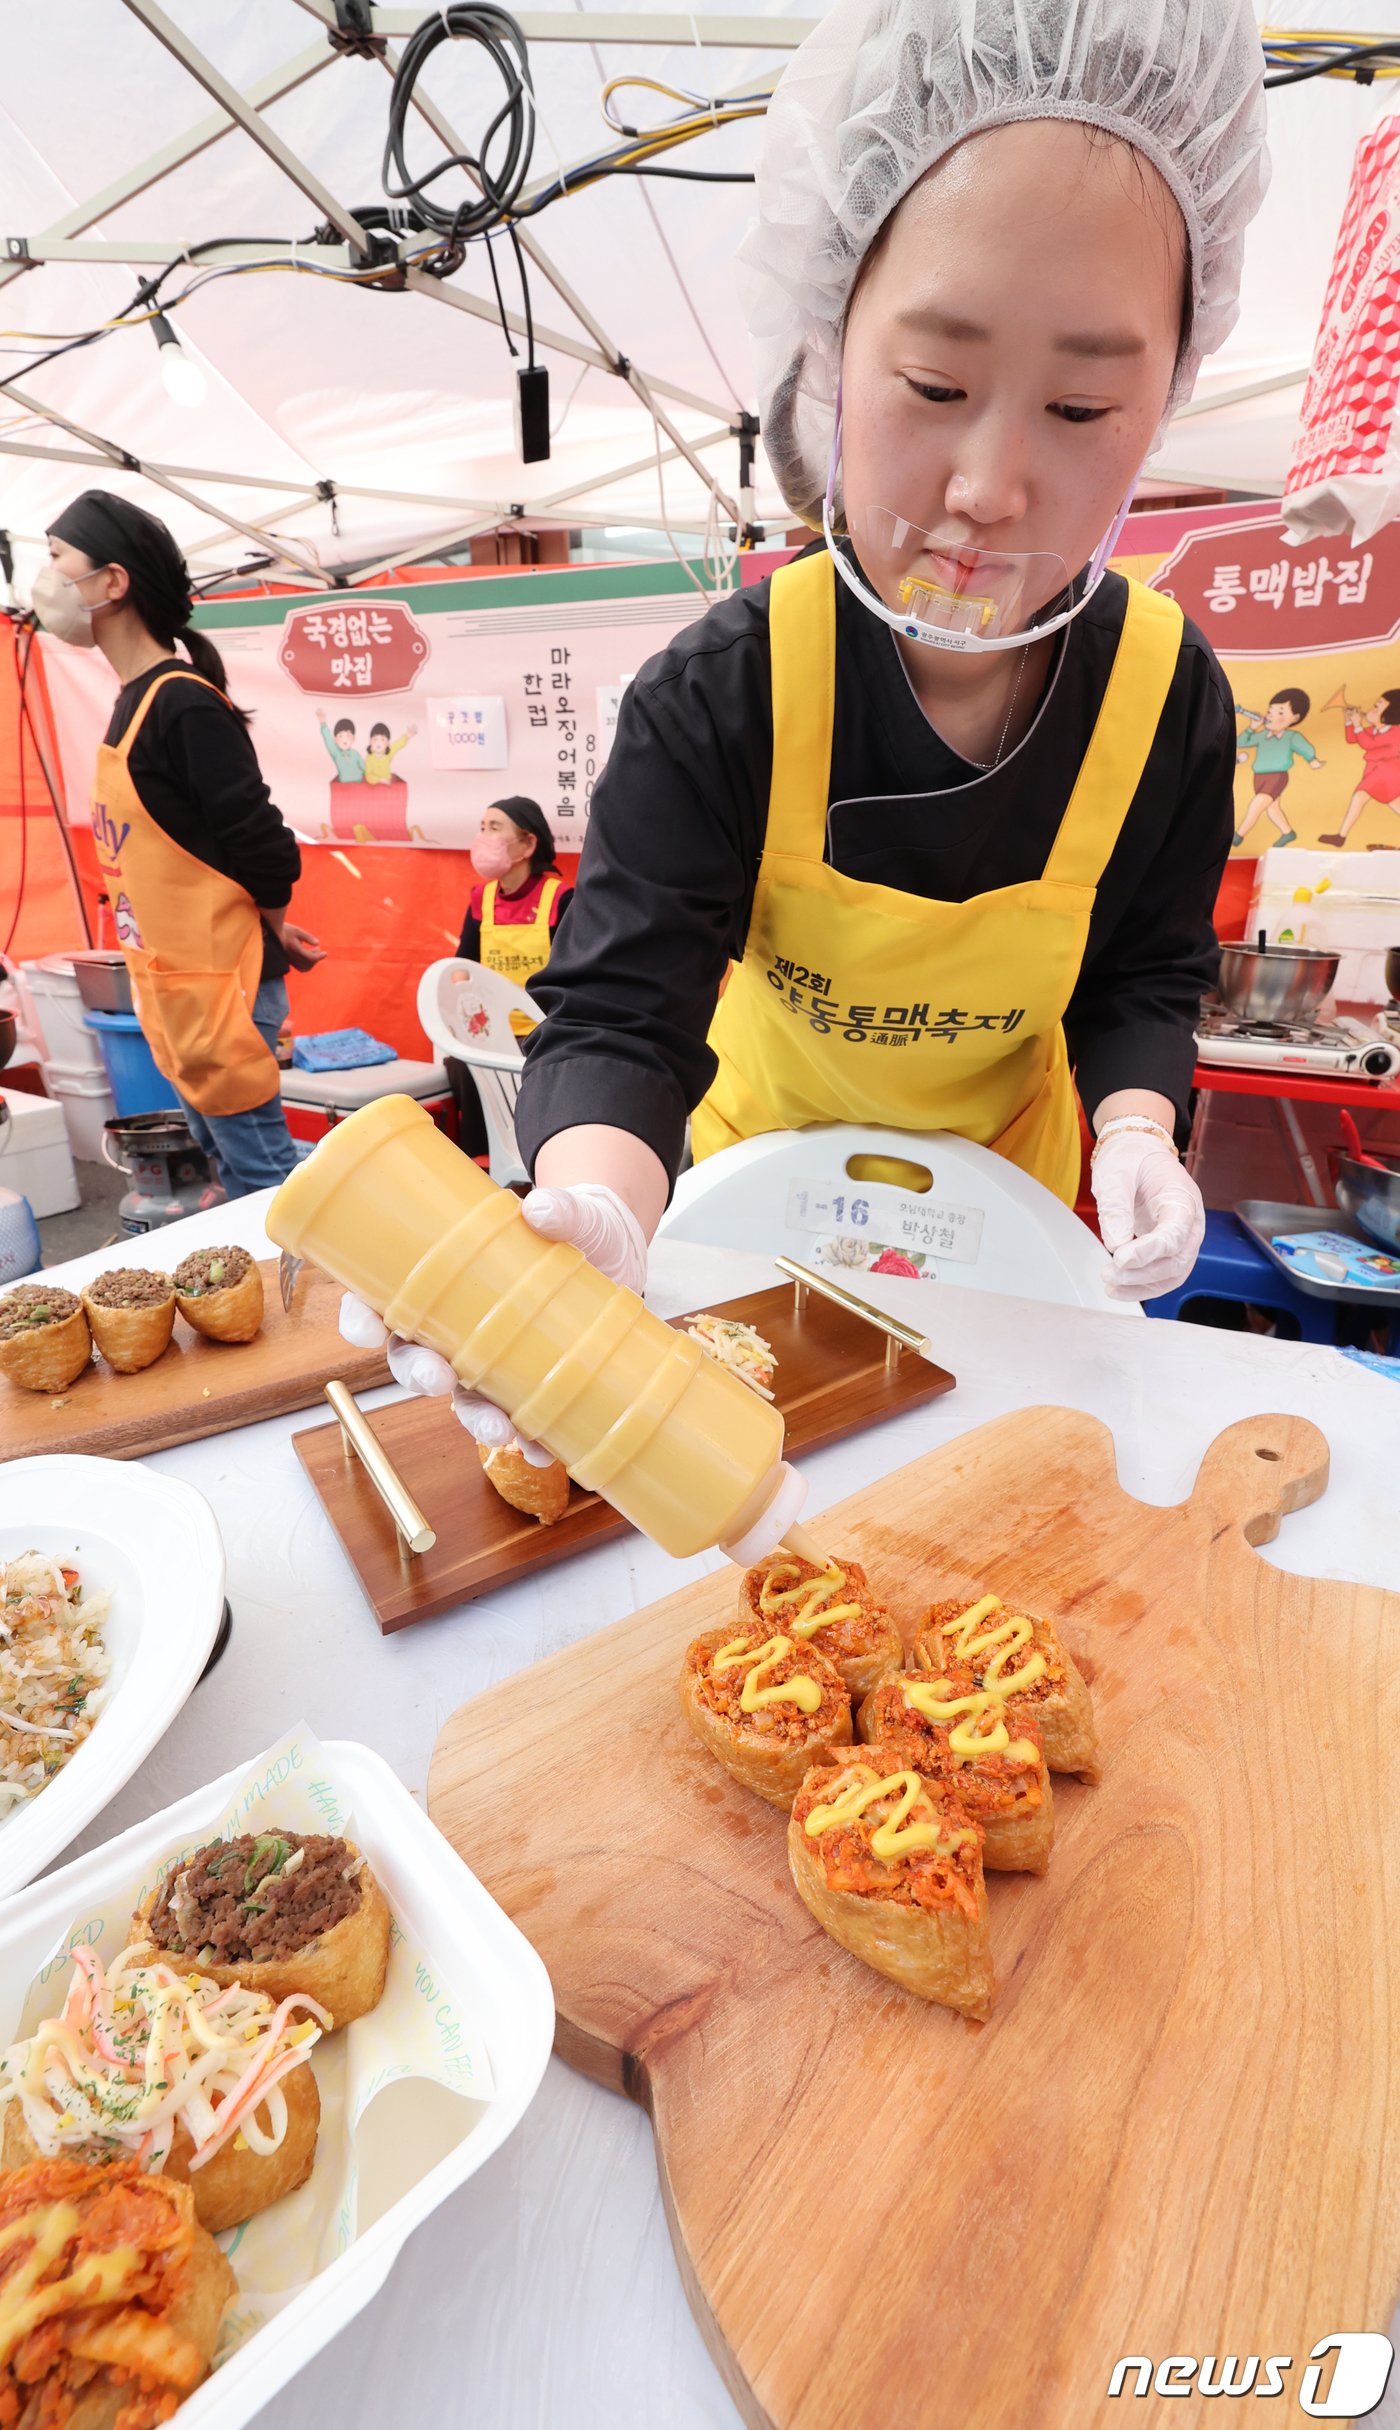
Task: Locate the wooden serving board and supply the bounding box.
[428,1406,1400,2430]
[0,1261,389,1463]
[294,1284,955,1633]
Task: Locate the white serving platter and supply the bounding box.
[0,1453,225,1897]
[0,1736,555,2427]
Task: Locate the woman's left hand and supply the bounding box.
[1092,1123,1205,1301]
[282,922,326,970]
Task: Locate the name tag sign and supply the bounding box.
[428,695,509,771]
[784,1179,984,1278]
[596,678,637,740]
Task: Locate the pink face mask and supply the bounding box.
[471,833,516,880]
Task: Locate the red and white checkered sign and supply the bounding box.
[1287,114,1400,526]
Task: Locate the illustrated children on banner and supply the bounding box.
[314,702,421,842]
[365,720,417,784]
[1233,689,1326,848]
[1319,689,1400,849]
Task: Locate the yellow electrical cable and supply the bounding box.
[599,73,770,133]
[0,251,446,345]
[1261,25,1400,75]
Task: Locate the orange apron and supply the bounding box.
[91,669,281,1118]
[479,874,562,985]
[692,553,1183,1201]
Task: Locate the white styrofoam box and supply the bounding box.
[0,1739,554,2429]
[43,1058,116,1163]
[0,1086,79,1216]
[20,956,107,1076]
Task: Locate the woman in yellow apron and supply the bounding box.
[343,0,1269,1440]
[448,796,573,1157]
[456,797,572,984]
[34,491,321,1199]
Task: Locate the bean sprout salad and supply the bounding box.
[0,1553,111,1819]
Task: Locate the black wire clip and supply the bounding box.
[329,0,387,60]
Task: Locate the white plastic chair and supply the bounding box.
[657,1125,1138,1315]
[416,959,539,1187]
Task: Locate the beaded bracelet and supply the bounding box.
[1090,1114,1180,1163]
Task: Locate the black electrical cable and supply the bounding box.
[483,232,518,358]
[568,164,755,187]
[506,224,534,367]
[1263,40,1400,88]
[381,5,535,241]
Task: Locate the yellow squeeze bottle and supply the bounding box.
[268,1095,815,1564]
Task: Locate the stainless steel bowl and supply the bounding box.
[1335,1151,1400,1255]
[1216,944,1340,1025]
[1385,946,1400,1002]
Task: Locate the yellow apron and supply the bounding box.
[693,552,1183,1202]
[91,669,281,1119]
[480,874,562,985]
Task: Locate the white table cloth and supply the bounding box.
[29,1198,1400,2430]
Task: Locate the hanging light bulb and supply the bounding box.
[150,311,207,409]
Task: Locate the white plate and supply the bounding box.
[0,1739,555,2428]
[0,1454,224,1897]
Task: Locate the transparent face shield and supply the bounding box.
[821,395,1138,655]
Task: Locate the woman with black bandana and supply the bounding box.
[33,490,322,1199]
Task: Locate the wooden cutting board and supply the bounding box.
[0,1261,389,1462]
[294,1282,955,1633]
[428,1405,1400,2430]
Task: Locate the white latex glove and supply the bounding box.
[1091,1125,1205,1302]
[337,1182,648,1460]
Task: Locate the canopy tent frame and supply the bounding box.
[0,0,799,588]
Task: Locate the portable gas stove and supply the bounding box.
[1197,1004,1400,1081]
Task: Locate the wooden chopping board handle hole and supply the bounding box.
[1187,1414,1330,1547]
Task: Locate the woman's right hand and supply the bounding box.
[337,1182,649,1462]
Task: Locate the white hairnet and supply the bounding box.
[742,0,1270,524]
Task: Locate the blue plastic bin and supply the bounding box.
[82,1007,180,1116]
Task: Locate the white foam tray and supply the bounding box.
[0,1456,225,1898]
[0,1737,555,2427]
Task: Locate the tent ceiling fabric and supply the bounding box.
[0,0,1393,579]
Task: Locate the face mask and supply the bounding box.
[31,562,105,648]
[822,391,1141,657]
[472,833,518,880]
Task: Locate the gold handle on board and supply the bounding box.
[325,1379,437,1555]
[775,1255,929,1356]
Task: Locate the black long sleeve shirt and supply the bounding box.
[515,563,1235,1187]
[105,661,302,983]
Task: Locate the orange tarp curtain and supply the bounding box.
[0,626,90,967]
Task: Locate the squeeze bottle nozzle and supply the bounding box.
[268,1096,815,1567]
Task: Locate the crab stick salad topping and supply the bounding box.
[682,1313,777,1399]
[0,1945,328,2178]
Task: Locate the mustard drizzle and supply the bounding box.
[803,1763,976,1863]
[935,1592,1047,1699]
[712,1632,823,1715]
[757,1559,862,1639]
[900,1677,1040,1766]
